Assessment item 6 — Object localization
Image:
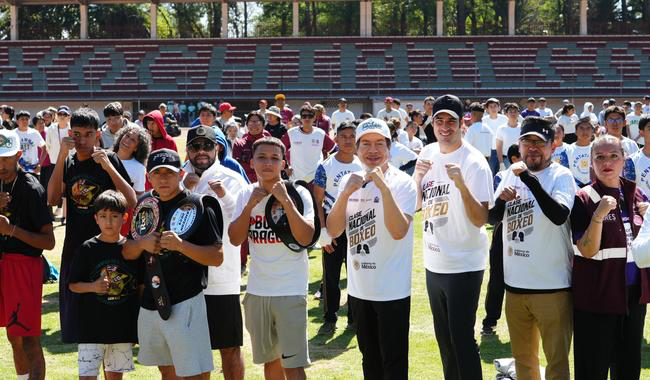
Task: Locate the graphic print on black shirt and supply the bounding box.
[69,237,140,344]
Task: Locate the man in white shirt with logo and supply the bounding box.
[330,98,355,130]
[490,117,577,380]
[313,121,363,334]
[281,105,336,185]
[414,94,494,380]
[229,137,315,380]
[535,97,553,118]
[195,154,249,380]
[327,118,417,379]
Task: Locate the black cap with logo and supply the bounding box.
[519,117,554,142]
[187,125,217,145]
[432,94,464,120]
[147,149,181,173]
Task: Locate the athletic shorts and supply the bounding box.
[78,343,134,376]
[137,292,214,377]
[0,254,43,337]
[243,294,310,368]
[205,294,243,349]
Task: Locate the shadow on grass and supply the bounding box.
[479,334,512,365]
[643,338,650,369]
[42,291,60,316]
[41,327,75,354]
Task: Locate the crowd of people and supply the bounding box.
[1,92,650,380]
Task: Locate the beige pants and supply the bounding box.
[505,290,573,380]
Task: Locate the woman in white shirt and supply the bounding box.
[557,103,579,144]
[580,102,598,126]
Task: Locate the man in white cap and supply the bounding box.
[413,94,494,379]
[0,129,55,380]
[327,118,417,379]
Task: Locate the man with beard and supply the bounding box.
[182,126,222,191]
[489,117,577,380]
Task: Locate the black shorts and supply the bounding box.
[205,294,243,349]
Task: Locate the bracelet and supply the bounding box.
[591,217,603,224]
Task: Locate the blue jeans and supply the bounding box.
[489,149,499,177]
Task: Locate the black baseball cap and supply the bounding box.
[147,149,181,173]
[432,94,463,120]
[187,125,217,145]
[520,117,554,142]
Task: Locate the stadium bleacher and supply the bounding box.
[1,35,649,100]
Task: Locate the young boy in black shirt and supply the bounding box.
[69,190,140,379]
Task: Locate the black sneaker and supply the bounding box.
[481,325,496,336]
[318,321,336,335]
[346,321,356,332]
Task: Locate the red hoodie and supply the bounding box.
[144,110,177,190]
[145,110,178,152]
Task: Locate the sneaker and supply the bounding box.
[346,321,356,332]
[314,290,321,300]
[318,321,336,335]
[481,325,496,336]
[53,207,62,218]
[60,217,66,226]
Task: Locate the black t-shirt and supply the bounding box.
[0,170,53,257]
[69,237,140,344]
[139,190,222,310]
[265,122,288,140]
[61,151,132,266]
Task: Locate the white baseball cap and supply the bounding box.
[355,118,391,142]
[0,129,20,157]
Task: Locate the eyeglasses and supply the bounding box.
[520,138,548,147]
[188,141,215,152]
[606,118,625,124]
[300,114,315,119]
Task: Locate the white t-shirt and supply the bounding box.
[313,155,363,213]
[482,114,509,149]
[536,107,553,118]
[643,105,650,114]
[397,129,409,146]
[16,128,45,172]
[419,142,494,273]
[567,143,592,186]
[495,163,577,290]
[397,108,410,127]
[331,109,355,129]
[376,108,402,123]
[232,183,314,296]
[120,158,146,193]
[389,141,418,169]
[621,136,640,156]
[407,136,424,152]
[338,165,417,301]
[557,114,579,134]
[627,113,644,145]
[495,124,521,156]
[45,123,70,165]
[285,127,329,183]
[464,121,494,157]
[625,150,650,198]
[196,163,249,295]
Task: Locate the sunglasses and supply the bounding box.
[188,141,215,152]
[301,114,315,119]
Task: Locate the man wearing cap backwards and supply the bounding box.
[376,96,402,122]
[15,110,47,177]
[0,129,54,380]
[264,106,288,140]
[229,136,315,380]
[48,107,136,344]
[122,148,223,380]
[327,118,417,379]
[489,116,577,380]
[413,94,494,380]
[313,121,363,334]
[331,98,355,130]
[274,94,294,126]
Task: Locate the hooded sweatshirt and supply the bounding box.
[580,102,598,125]
[145,110,178,153]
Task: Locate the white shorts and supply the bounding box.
[78,343,135,376]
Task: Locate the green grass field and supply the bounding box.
[2,130,650,379]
